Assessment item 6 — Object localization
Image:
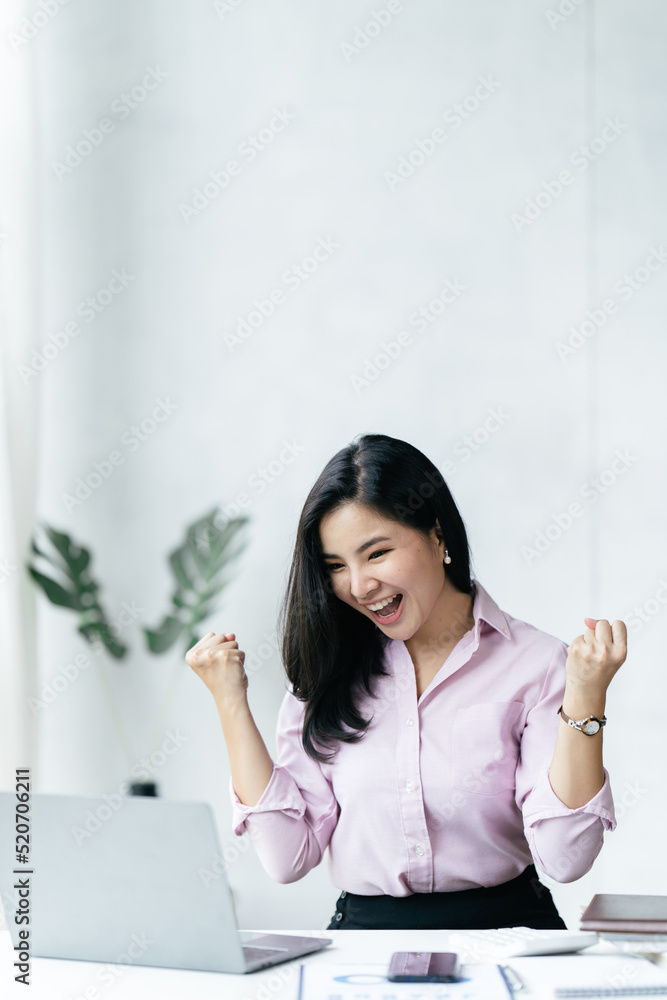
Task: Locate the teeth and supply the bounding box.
[367,594,399,612]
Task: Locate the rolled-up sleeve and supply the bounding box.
[516,640,616,882]
[228,690,340,884]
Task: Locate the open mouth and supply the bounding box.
[368,593,404,624]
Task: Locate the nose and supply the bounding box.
[349,565,380,604]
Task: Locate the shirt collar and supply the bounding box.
[470,577,511,639]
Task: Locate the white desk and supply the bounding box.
[1,928,664,1000]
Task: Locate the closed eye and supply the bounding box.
[325,549,390,573]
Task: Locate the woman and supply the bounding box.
[186,434,626,930]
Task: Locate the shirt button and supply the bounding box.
[335,912,343,922]
[415,844,424,856]
[340,891,347,898]
[406,717,414,727]
[405,780,414,792]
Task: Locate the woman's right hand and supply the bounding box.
[187,632,274,808]
[185,631,248,706]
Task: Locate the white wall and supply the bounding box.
[18,0,667,930]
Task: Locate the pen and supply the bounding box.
[500,964,525,994]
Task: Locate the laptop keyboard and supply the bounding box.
[243,946,289,964]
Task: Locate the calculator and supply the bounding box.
[448,926,598,958]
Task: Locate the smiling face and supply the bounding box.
[319,501,449,642]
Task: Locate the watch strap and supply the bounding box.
[557,705,607,733]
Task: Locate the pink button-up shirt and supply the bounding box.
[230,578,616,894]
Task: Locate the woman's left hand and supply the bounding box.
[565,618,627,695]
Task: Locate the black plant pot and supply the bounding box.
[127,781,158,797]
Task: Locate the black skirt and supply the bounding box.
[326,864,567,930]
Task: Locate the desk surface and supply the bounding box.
[2,928,665,1000]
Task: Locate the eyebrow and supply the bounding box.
[321,536,392,560]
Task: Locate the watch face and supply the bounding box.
[582,719,600,735]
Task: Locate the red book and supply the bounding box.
[580,894,667,933]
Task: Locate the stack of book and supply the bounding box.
[581,895,667,953]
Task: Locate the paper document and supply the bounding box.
[510,953,667,996]
[298,962,512,999]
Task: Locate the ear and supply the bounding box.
[431,518,446,553]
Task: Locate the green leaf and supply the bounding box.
[186,526,210,579]
[79,622,127,659]
[193,580,225,605]
[27,524,130,660]
[30,537,63,572]
[40,523,92,577]
[77,606,105,626]
[68,546,91,576]
[147,509,250,655]
[40,524,74,569]
[187,603,213,627]
[169,546,195,592]
[193,561,240,604]
[210,539,248,579]
[199,516,249,584]
[209,517,249,565]
[144,615,184,654]
[171,591,193,609]
[39,522,70,559]
[27,567,80,610]
[76,579,100,599]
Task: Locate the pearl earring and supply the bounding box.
[443,549,452,565]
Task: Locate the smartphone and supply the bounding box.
[387,951,462,983]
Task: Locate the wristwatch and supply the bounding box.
[557,705,607,735]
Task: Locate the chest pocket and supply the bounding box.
[451,701,524,796]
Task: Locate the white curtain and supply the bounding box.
[0,0,41,787]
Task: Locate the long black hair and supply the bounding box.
[278,433,474,762]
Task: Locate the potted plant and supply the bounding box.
[26,505,248,795]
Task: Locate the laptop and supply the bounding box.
[0,792,332,974]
